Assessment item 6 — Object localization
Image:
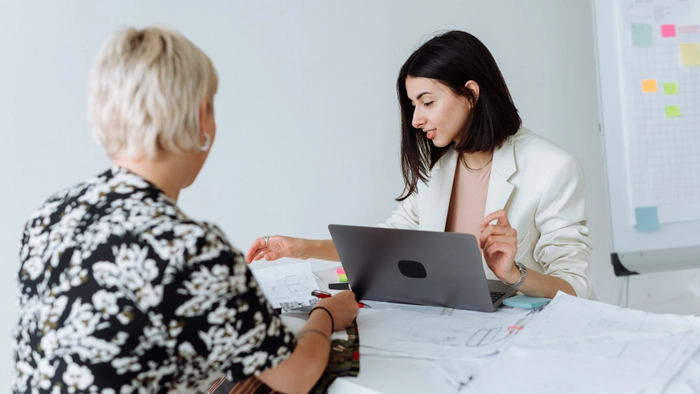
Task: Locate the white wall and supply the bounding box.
[0,0,629,387]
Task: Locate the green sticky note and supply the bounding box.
[632,23,653,48]
[635,206,660,232]
[664,82,679,95]
[338,274,348,283]
[665,105,681,118]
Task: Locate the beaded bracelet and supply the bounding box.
[308,306,334,336]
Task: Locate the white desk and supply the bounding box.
[254,260,700,394]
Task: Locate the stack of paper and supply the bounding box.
[251,261,320,312]
[462,293,700,394]
[357,307,537,360]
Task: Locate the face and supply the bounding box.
[406,76,472,148]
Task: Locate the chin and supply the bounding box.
[431,139,451,148]
[182,178,195,188]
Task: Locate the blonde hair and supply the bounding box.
[88,26,218,159]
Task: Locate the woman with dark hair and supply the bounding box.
[247,30,594,300]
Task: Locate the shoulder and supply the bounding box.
[136,209,241,272]
[509,127,576,164]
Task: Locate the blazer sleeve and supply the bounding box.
[378,190,421,230]
[532,155,594,299]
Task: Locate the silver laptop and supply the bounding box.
[328,224,517,312]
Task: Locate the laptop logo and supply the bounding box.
[398,260,427,278]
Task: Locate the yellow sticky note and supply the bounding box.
[680,43,700,67]
[642,79,658,93]
[665,105,681,118]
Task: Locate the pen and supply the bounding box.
[311,290,370,308]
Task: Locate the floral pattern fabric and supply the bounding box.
[13,167,295,394]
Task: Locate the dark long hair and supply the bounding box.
[396,30,521,201]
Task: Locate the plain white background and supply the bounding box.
[2,0,699,389]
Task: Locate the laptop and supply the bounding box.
[328,224,517,312]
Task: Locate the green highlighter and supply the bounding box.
[502,295,551,309]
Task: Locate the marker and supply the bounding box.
[311,290,369,308]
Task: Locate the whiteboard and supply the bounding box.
[594,0,700,274]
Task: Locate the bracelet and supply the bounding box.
[308,306,334,336]
[508,261,528,289]
[296,329,331,343]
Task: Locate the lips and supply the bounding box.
[425,129,436,139]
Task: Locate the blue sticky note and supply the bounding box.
[502,295,551,309]
[635,206,660,232]
[631,23,653,48]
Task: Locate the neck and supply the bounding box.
[461,151,493,170]
[112,153,189,202]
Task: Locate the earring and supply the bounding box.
[198,133,211,151]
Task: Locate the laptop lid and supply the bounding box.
[328,224,517,312]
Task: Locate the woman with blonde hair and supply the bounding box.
[13,26,357,394]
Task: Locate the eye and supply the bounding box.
[424,101,433,107]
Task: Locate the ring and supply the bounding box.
[263,236,270,246]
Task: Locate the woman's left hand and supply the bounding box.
[479,210,521,285]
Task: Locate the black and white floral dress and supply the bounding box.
[13,167,296,394]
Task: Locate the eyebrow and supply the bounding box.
[410,91,432,104]
[416,92,431,100]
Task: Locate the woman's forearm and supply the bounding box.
[257,311,333,393]
[303,239,340,262]
[516,269,576,299]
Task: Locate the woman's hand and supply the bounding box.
[315,290,359,330]
[245,235,310,264]
[479,210,521,285]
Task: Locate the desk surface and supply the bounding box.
[308,260,459,394]
[251,260,700,394]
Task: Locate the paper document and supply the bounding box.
[665,347,700,393]
[252,261,319,312]
[357,307,537,360]
[464,292,700,394]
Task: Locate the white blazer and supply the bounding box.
[380,128,594,299]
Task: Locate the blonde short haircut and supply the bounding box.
[88,26,218,159]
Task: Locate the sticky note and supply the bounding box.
[680,43,700,67]
[336,267,348,283]
[678,25,699,35]
[665,105,681,117]
[503,295,551,309]
[663,82,678,95]
[641,79,658,93]
[631,23,653,48]
[661,24,676,37]
[635,207,660,232]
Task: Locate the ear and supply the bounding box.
[464,80,480,105]
[198,94,212,136]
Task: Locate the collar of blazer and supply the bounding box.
[421,131,519,231]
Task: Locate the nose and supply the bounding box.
[412,107,425,129]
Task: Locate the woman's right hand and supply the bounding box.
[315,290,359,330]
[245,235,311,264]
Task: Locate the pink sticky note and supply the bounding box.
[678,25,699,35]
[336,268,345,275]
[661,24,676,37]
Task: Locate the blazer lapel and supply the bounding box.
[484,136,516,216]
[421,149,458,231]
